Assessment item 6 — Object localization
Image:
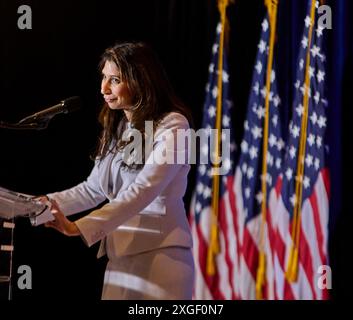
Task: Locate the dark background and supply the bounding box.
[0,0,351,300]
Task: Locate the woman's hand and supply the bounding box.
[44,199,81,237]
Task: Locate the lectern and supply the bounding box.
[0,186,48,300]
[0,96,80,299]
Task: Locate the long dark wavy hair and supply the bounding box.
[93,42,192,168]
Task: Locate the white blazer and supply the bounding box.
[33,112,193,258]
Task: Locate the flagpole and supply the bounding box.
[255,0,279,300]
[207,0,231,276]
[286,0,317,283]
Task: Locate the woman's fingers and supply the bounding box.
[46,207,69,234]
[44,200,79,236]
[45,202,65,229]
[45,221,55,228]
[51,211,65,225]
[50,199,60,211]
[34,195,49,204]
[45,220,60,232]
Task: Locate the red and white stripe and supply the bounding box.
[189,167,329,300]
[271,168,330,300]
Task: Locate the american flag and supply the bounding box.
[189,21,237,299]
[231,11,284,299]
[190,0,330,300]
[273,0,330,299]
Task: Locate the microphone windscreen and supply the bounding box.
[63,96,81,113]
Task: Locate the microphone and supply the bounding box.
[18,96,81,124]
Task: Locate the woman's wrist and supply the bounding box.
[70,222,81,236]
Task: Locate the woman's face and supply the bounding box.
[101,60,133,112]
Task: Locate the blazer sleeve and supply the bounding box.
[75,112,190,247]
[33,161,107,226]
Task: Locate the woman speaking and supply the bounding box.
[33,42,194,300]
